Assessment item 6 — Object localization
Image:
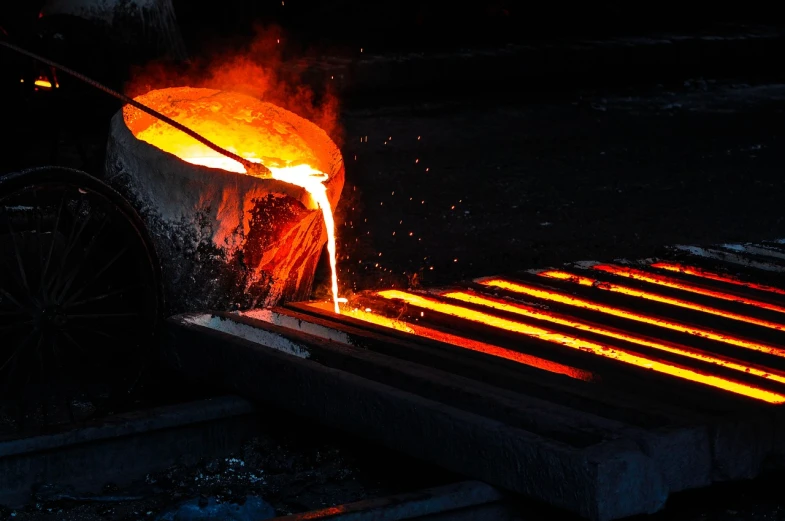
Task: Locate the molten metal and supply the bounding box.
[539,270,785,333]
[592,264,785,315]
[402,322,596,381]
[34,78,57,89]
[651,262,785,297]
[343,307,416,334]
[443,291,785,386]
[479,278,785,358]
[127,88,341,312]
[308,301,593,381]
[376,290,785,403]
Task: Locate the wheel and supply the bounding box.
[0,166,162,425]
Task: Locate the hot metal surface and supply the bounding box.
[159,237,785,520]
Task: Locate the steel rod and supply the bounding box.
[0,40,271,178]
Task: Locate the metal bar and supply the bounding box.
[478,273,785,369]
[634,260,785,302]
[218,312,657,450]
[366,290,781,409]
[435,288,785,393]
[586,263,785,314]
[0,40,271,178]
[552,267,785,330]
[287,302,711,428]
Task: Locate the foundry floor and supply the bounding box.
[4,29,785,521]
[3,400,785,521]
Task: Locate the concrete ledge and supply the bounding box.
[0,396,260,508]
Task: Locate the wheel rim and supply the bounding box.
[0,167,161,417]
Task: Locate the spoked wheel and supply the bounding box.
[0,167,162,428]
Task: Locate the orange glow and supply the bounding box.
[344,307,415,333]
[652,262,785,297]
[592,264,785,315]
[127,88,341,312]
[444,291,785,386]
[34,78,57,89]
[403,321,596,381]
[377,290,785,403]
[479,278,785,358]
[298,505,348,519]
[540,270,785,333]
[306,301,594,381]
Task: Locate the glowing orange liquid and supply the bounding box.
[349,305,595,381]
[129,90,341,313]
[377,290,785,403]
[34,78,58,89]
[651,262,785,297]
[591,264,785,315]
[162,153,339,311]
[158,158,340,312]
[539,270,785,332]
[479,278,785,358]
[443,290,785,386]
[306,301,595,381]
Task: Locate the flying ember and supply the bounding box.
[126,87,341,312]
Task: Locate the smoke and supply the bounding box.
[125,24,341,145]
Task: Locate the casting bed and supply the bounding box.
[163,239,785,521]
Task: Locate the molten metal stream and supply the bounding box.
[540,270,785,332]
[443,291,785,386]
[651,262,785,297]
[591,264,785,315]
[185,157,341,314]
[376,290,785,403]
[282,168,339,314]
[479,278,785,358]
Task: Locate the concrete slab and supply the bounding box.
[0,396,259,508]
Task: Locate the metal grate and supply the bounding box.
[165,239,785,521]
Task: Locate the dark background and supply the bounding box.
[3,2,785,51]
[179,2,785,49]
